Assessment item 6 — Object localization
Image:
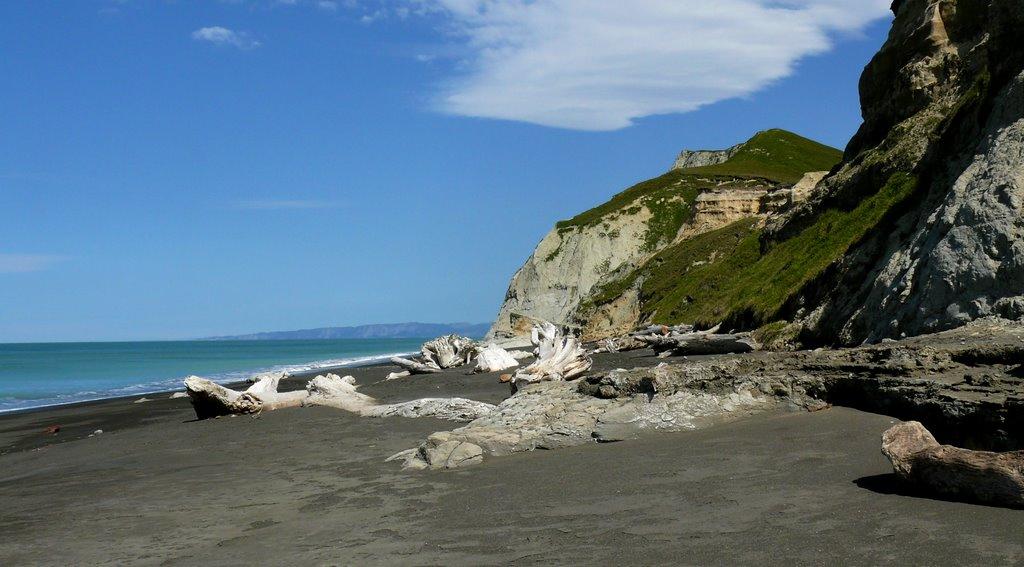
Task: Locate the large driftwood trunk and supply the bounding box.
[882,421,1024,508]
[474,344,520,373]
[184,372,497,422]
[512,323,592,387]
[305,374,494,422]
[184,373,307,419]
[391,357,442,375]
[421,335,479,369]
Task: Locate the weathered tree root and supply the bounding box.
[512,323,592,388]
[421,334,479,369]
[882,421,1024,508]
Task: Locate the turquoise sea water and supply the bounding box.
[0,339,424,413]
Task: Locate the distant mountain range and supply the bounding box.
[203,322,491,341]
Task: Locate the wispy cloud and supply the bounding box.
[351,0,891,131]
[0,254,68,274]
[233,200,341,210]
[191,26,262,49]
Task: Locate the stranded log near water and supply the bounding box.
[184,372,495,422]
[184,373,307,419]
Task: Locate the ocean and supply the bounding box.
[0,338,424,413]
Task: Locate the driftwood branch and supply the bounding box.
[391,357,443,375]
[637,330,757,356]
[882,421,1024,508]
[184,371,497,424]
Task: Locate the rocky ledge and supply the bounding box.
[394,318,1024,470]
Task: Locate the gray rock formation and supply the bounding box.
[792,0,1024,344]
[670,143,741,170]
[398,317,1024,470]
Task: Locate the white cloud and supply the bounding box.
[191,26,261,49]
[388,0,892,131]
[233,200,341,210]
[0,254,68,274]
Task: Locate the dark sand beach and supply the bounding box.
[1,351,1022,565]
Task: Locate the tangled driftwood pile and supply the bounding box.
[389,334,526,378]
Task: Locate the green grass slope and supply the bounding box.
[583,172,919,330]
[682,129,843,184]
[552,129,842,255]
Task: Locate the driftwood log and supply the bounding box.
[474,344,520,373]
[638,331,756,356]
[391,356,443,375]
[512,323,592,387]
[184,372,307,419]
[184,372,496,423]
[882,421,1024,508]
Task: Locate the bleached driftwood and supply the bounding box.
[421,335,479,369]
[391,356,442,375]
[638,331,756,356]
[589,336,646,354]
[365,398,496,422]
[882,421,1024,508]
[184,372,307,419]
[184,371,497,423]
[630,324,694,338]
[304,373,494,422]
[386,370,412,381]
[304,374,376,412]
[474,344,520,373]
[512,323,592,387]
[509,350,535,361]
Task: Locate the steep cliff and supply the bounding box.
[573,0,1024,347]
[791,0,1024,344]
[487,130,841,341]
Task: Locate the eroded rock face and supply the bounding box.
[487,206,656,341]
[792,0,1024,344]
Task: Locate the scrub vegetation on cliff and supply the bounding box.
[681,129,843,184]
[584,172,918,330]
[553,129,842,255]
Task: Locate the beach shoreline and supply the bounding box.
[1,348,1023,564]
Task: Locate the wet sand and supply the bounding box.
[1,352,1022,565]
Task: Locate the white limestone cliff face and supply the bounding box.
[487,207,655,340]
[488,168,830,341]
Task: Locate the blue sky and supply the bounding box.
[0,1,893,342]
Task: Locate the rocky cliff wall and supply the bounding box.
[791,0,1024,344]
